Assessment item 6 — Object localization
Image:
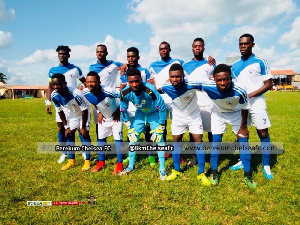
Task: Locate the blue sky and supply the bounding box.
[0,0,299,85]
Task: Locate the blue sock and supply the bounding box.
[128,150,136,169]
[261,135,271,166]
[97,138,106,161]
[115,139,123,163]
[78,132,91,160]
[210,134,222,170]
[195,143,205,174]
[67,134,75,159]
[58,131,67,155]
[157,151,165,174]
[238,137,251,173]
[172,142,181,172]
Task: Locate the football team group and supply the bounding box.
[45,33,273,189]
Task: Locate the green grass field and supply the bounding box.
[0,91,299,224]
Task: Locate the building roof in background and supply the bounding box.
[0,84,48,90]
[271,70,298,75]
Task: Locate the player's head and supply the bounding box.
[51,73,67,93]
[239,34,255,56]
[159,41,171,60]
[86,71,101,93]
[96,44,108,63]
[169,63,184,88]
[192,38,205,57]
[213,64,232,92]
[127,47,140,68]
[127,68,142,92]
[56,45,71,64]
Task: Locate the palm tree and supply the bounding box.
[0,72,7,84]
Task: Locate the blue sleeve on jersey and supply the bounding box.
[104,90,118,99]
[120,74,127,84]
[89,63,98,72]
[120,86,130,122]
[120,96,130,122]
[76,66,83,77]
[51,94,62,110]
[259,59,270,76]
[178,59,185,65]
[145,69,151,80]
[112,61,123,68]
[148,84,167,124]
[186,81,203,90]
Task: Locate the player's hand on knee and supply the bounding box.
[80,128,89,139]
[127,128,138,143]
[65,127,72,139]
[150,124,165,142]
[237,127,249,139]
[98,112,105,124]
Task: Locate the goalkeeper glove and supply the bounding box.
[150,124,165,142]
[125,121,138,143]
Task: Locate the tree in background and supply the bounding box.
[0,72,7,84]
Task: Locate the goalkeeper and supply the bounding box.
[119,68,167,180]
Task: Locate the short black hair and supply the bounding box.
[56,45,71,53]
[240,33,254,43]
[52,73,66,82]
[213,64,231,77]
[169,63,183,73]
[127,47,139,56]
[127,68,141,77]
[96,44,107,52]
[160,41,170,49]
[87,71,100,81]
[193,37,205,46]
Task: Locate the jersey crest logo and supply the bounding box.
[105,103,111,107]
[141,99,146,105]
[226,101,232,105]
[140,107,150,112]
[184,96,191,101]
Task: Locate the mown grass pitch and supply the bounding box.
[0,91,299,224]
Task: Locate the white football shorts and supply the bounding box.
[249,108,271,130]
[211,110,242,135]
[97,116,123,140]
[171,109,203,135]
[200,105,212,132]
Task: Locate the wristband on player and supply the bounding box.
[124,121,132,129]
[64,124,70,129]
[45,100,51,106]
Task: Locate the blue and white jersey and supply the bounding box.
[149,57,184,89]
[89,60,123,90]
[202,81,249,113]
[51,86,88,117]
[161,79,202,116]
[48,63,83,89]
[120,82,167,124]
[120,64,151,84]
[183,58,214,107]
[231,54,271,109]
[83,85,119,119]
